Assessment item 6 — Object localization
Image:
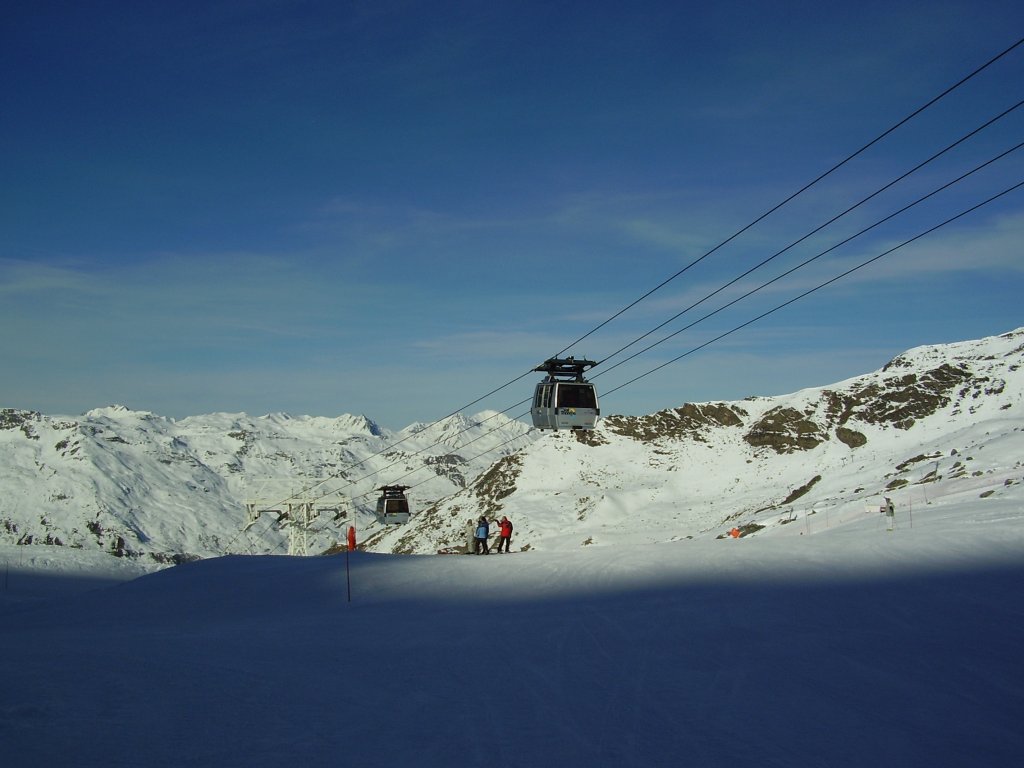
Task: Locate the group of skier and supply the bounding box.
[468,515,513,554]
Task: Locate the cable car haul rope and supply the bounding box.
[235,36,1023,552]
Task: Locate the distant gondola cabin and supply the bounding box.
[531,357,600,431]
[375,485,411,525]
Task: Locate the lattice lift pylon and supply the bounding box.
[243,495,349,556]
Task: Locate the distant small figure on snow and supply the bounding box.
[475,516,490,555]
[883,497,896,531]
[494,515,513,553]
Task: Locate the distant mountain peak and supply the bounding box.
[398,327,1024,554]
[85,404,147,418]
[3,328,1021,561]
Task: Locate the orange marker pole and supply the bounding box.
[345,525,357,603]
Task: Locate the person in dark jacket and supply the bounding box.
[494,515,513,553]
[475,516,490,554]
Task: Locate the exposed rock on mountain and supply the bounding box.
[377,328,1023,554]
[3,329,1022,562]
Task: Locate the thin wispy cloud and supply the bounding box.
[3,2,1021,427]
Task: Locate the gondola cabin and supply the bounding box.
[375,485,411,525]
[531,357,600,431]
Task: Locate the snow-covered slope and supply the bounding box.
[2,328,1022,564]
[2,329,1023,767]
[2,489,1022,767]
[0,407,534,562]
[389,327,1024,554]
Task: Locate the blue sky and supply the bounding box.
[3,1,1023,429]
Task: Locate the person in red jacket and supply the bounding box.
[494,516,513,553]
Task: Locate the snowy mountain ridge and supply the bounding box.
[2,327,1022,564]
[2,329,1024,768]
[0,405,535,562]
[373,327,1024,554]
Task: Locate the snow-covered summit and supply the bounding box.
[83,404,144,418]
[399,410,531,447]
[383,327,1024,554]
[2,328,1023,768]
[0,405,535,563]
[2,327,1022,564]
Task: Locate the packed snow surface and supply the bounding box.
[3,329,1024,765]
[2,487,1023,767]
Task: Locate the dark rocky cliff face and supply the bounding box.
[591,361,985,456]
[376,329,1024,553]
[742,363,979,454]
[745,406,826,453]
[852,364,975,429]
[562,340,1017,457]
[602,403,745,442]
